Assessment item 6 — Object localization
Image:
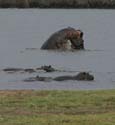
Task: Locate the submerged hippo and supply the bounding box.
[24,72,94,82]
[41,27,84,50]
[54,72,94,81]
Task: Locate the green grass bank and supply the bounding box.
[0,90,115,125]
[0,0,115,8]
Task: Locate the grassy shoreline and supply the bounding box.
[0,89,115,124]
[0,0,115,9]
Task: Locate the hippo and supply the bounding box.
[41,27,84,50]
[54,72,94,81]
[24,72,94,82]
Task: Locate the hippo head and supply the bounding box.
[74,72,94,81]
[66,30,84,50]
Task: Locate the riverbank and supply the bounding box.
[0,0,115,8]
[0,90,115,124]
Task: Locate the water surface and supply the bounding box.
[0,9,115,90]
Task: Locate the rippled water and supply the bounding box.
[0,9,115,90]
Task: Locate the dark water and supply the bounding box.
[0,9,115,90]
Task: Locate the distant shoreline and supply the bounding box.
[0,0,115,9]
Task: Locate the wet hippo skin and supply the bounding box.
[24,72,94,82]
[54,72,94,81]
[41,27,84,50]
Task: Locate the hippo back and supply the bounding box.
[41,27,76,49]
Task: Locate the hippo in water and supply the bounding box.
[41,27,84,50]
[54,72,94,81]
[24,72,94,82]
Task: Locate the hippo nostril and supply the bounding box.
[82,72,86,75]
[80,32,83,38]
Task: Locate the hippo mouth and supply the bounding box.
[67,31,84,50]
[70,38,84,49]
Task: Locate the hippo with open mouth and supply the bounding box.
[41,27,84,50]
